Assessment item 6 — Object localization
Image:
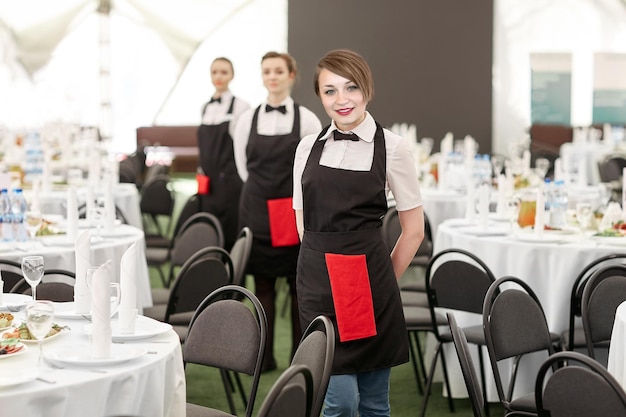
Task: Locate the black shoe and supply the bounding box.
[261,357,277,373]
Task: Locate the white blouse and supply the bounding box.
[233,96,322,181]
[292,112,423,212]
[201,90,251,138]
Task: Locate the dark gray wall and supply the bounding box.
[288,0,493,153]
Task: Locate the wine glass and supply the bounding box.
[109,282,120,319]
[25,300,54,370]
[534,157,550,181]
[504,195,521,234]
[576,202,593,233]
[21,256,44,301]
[88,206,105,242]
[24,210,43,247]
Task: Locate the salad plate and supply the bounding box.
[0,342,27,360]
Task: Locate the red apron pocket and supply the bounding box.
[267,197,300,247]
[197,173,210,195]
[325,253,377,342]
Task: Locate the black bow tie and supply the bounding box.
[265,104,287,114]
[333,131,359,141]
[209,96,221,104]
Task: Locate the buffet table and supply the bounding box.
[0,294,185,417]
[433,220,625,401]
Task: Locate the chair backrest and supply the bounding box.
[0,259,25,293]
[12,269,76,302]
[567,253,626,350]
[426,248,495,340]
[598,154,626,183]
[140,174,174,235]
[447,312,485,417]
[164,246,234,322]
[381,206,433,266]
[184,285,267,417]
[482,276,555,408]
[171,193,202,240]
[535,351,626,417]
[256,364,313,417]
[581,264,626,359]
[229,227,253,287]
[291,315,335,417]
[78,202,129,225]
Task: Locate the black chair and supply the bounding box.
[419,248,496,417]
[140,174,175,248]
[581,264,626,364]
[483,276,558,415]
[144,246,234,341]
[291,315,335,417]
[256,364,313,417]
[447,313,536,417]
[11,268,76,302]
[78,201,129,225]
[0,259,25,294]
[563,253,626,352]
[184,285,267,417]
[535,351,626,417]
[229,227,253,288]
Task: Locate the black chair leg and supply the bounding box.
[477,345,489,416]
[219,369,237,415]
[407,331,424,394]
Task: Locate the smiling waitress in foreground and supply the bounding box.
[293,49,424,417]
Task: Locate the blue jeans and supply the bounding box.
[322,368,391,417]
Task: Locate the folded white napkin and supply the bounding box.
[554,158,564,182]
[441,132,453,156]
[86,186,96,224]
[535,189,545,235]
[91,260,112,358]
[496,174,507,216]
[600,202,624,231]
[104,176,116,234]
[73,230,91,314]
[66,186,79,240]
[578,160,588,187]
[603,123,613,145]
[88,149,101,189]
[119,243,138,333]
[477,183,490,229]
[522,150,531,177]
[31,179,41,212]
[465,180,476,222]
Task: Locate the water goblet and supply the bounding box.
[576,202,593,233]
[25,300,54,370]
[24,210,43,247]
[21,255,44,301]
[504,195,521,234]
[88,206,105,242]
[109,282,121,319]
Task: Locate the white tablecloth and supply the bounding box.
[608,300,626,390]
[0,294,185,417]
[0,224,152,310]
[421,188,467,238]
[434,221,624,401]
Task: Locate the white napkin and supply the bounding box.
[535,188,545,236]
[104,176,115,234]
[441,132,453,156]
[66,186,79,240]
[119,243,138,333]
[31,178,41,212]
[88,149,101,190]
[90,260,112,358]
[73,230,91,314]
[522,150,531,177]
[578,160,587,187]
[465,179,476,222]
[42,152,52,193]
[600,202,624,231]
[477,183,490,230]
[603,123,613,145]
[554,158,564,182]
[86,187,95,224]
[496,174,507,216]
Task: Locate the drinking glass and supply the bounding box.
[25,300,54,369]
[109,282,121,318]
[21,255,44,301]
[576,202,593,232]
[88,206,105,242]
[534,158,550,181]
[504,195,521,234]
[24,210,43,246]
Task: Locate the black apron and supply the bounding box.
[297,123,409,374]
[239,104,301,277]
[197,97,242,250]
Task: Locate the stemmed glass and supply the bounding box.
[25,300,54,370]
[504,195,521,234]
[85,267,120,318]
[88,206,105,242]
[24,210,43,247]
[576,202,593,234]
[21,256,44,301]
[534,158,550,181]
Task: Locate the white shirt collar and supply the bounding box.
[320,112,376,142]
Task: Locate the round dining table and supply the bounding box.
[0,293,185,417]
[0,223,152,310]
[608,300,626,391]
[431,219,626,401]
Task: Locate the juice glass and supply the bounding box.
[517,191,537,228]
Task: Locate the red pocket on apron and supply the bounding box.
[325,253,377,342]
[197,173,210,195]
[267,197,299,247]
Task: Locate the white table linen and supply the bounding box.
[608,300,626,390]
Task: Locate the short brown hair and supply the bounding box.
[314,49,374,102]
[211,57,234,75]
[262,51,298,77]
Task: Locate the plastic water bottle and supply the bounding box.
[0,189,11,223]
[549,180,568,229]
[10,189,27,224]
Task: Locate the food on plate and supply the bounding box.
[0,337,22,355]
[0,313,14,328]
[2,322,67,340]
[595,221,626,237]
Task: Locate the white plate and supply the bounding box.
[592,236,626,247]
[488,213,511,222]
[0,342,28,360]
[444,218,476,228]
[54,303,91,320]
[84,316,172,341]
[460,226,510,237]
[39,236,75,247]
[45,344,147,366]
[0,368,38,388]
[2,326,67,344]
[513,233,563,243]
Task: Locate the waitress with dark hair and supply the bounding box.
[197,56,250,249]
[233,51,322,371]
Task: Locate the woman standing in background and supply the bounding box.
[197,57,250,249]
[233,51,322,371]
[293,49,424,416]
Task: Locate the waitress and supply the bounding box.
[293,49,424,416]
[197,57,250,249]
[233,51,322,371]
